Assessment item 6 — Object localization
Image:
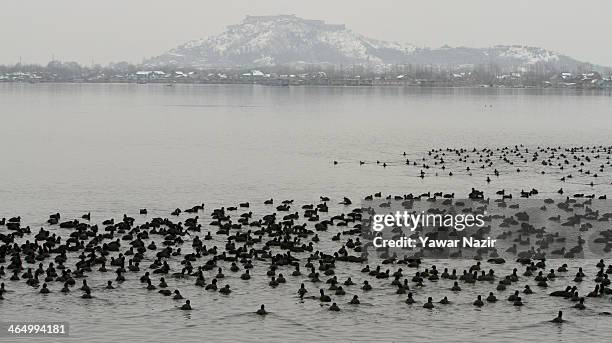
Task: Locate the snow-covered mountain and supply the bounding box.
[144,15,595,70]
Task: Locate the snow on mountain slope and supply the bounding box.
[144,15,592,70]
[145,15,414,67]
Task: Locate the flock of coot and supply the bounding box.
[2,145,612,325]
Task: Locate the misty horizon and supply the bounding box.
[1,0,611,67]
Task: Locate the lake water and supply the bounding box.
[1,83,612,342]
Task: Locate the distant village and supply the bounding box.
[1,61,611,89]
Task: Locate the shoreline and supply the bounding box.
[1,80,612,92]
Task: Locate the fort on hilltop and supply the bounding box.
[242,14,346,30]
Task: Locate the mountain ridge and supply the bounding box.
[144,15,602,71]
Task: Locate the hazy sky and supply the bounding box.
[2,0,611,66]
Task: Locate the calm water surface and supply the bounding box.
[1,84,611,342]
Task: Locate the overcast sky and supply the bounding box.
[2,0,611,66]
